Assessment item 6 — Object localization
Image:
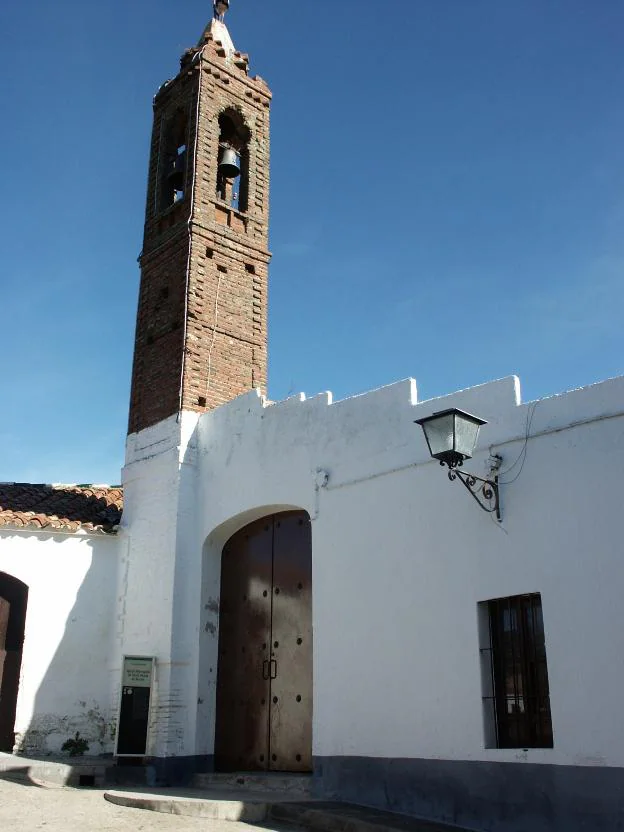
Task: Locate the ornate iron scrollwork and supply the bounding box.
[445,459,501,521]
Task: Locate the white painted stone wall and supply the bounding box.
[121,413,200,759]
[0,530,119,756]
[122,373,624,771]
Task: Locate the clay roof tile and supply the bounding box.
[0,484,123,535]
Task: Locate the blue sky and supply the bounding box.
[1,0,623,485]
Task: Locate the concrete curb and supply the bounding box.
[104,790,270,822]
[102,790,473,832]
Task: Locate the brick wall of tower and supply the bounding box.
[128,28,271,435]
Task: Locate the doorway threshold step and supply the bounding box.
[193,771,312,796]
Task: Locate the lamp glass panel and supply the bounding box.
[453,414,482,458]
[422,413,455,457]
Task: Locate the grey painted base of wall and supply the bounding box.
[141,755,214,787]
[314,756,624,832]
[125,752,623,831]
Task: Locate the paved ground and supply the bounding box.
[0,776,278,832]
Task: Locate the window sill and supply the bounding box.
[213,198,249,233]
[214,197,248,218]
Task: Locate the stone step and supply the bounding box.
[269,801,475,832]
[104,786,295,822]
[193,771,313,796]
[103,788,474,832]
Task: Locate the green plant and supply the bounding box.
[61,732,89,757]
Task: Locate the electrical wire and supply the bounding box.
[177,47,206,422]
[497,399,540,486]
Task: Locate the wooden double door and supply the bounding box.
[215,511,312,772]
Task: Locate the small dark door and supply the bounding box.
[0,574,28,753]
[215,511,312,772]
[117,686,152,755]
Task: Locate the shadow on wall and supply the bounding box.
[0,573,28,752]
[8,533,118,760]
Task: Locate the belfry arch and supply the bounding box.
[216,107,251,212]
[205,509,313,772]
[0,573,28,752]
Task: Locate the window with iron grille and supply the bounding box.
[479,593,553,749]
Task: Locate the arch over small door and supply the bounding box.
[214,510,312,772]
[0,573,28,752]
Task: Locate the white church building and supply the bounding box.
[1,6,623,832]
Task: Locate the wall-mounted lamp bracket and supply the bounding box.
[445,460,501,521]
[414,408,502,522]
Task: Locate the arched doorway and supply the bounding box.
[214,510,312,772]
[0,573,28,752]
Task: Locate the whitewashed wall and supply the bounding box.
[122,413,200,759]
[0,530,119,755]
[122,373,624,772]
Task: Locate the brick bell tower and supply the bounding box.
[128,1,271,435]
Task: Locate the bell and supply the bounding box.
[167,154,185,192]
[219,147,241,179]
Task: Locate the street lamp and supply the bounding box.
[415,408,501,520]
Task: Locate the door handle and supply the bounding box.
[270,659,277,679]
[262,659,269,680]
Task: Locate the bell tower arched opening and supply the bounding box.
[216,108,251,213]
[214,510,312,772]
[160,107,190,209]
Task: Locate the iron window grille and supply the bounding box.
[480,593,553,749]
